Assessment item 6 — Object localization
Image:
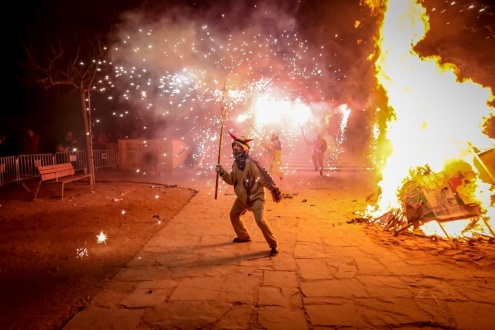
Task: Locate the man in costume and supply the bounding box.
[305,133,327,175]
[268,133,284,180]
[215,132,282,256]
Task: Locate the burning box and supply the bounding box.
[399,161,482,225]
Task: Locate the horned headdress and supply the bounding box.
[229,131,253,150]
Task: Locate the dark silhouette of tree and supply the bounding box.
[22,35,113,185]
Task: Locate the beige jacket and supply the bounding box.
[220,159,273,206]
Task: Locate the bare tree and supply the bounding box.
[23,36,112,185]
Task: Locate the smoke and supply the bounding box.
[105,0,341,159]
[416,0,495,91]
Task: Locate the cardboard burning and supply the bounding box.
[369,156,495,245]
[400,161,481,224]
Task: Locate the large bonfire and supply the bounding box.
[362,0,495,244]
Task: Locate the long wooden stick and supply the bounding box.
[215,80,228,200]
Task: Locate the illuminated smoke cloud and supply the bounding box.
[107,1,334,162]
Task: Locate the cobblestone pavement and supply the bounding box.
[63,168,495,330]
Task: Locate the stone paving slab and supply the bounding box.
[63,169,495,329]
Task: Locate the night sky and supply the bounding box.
[2,0,494,154]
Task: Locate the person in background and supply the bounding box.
[22,129,40,155]
[215,131,282,256]
[58,131,78,152]
[0,134,10,156]
[261,137,274,170]
[96,132,109,149]
[268,133,283,180]
[305,133,327,176]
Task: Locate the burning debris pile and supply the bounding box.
[351,0,495,246]
[360,158,495,246]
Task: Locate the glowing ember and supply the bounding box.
[96,231,108,244]
[76,248,89,258]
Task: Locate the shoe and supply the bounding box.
[233,237,251,243]
[270,247,279,256]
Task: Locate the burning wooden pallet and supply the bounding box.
[362,158,495,247]
[369,208,494,248]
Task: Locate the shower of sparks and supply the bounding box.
[329,104,351,161]
[94,2,346,166]
[84,0,492,172]
[76,248,89,258]
[96,230,108,244]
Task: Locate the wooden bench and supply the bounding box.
[33,163,92,200]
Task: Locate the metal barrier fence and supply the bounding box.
[0,156,17,186]
[93,149,118,170]
[18,154,55,180]
[0,149,118,187]
[55,151,88,171]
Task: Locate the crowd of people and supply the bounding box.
[0,129,112,157]
[0,129,42,157]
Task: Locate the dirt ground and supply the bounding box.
[1,174,495,330]
[0,180,197,330]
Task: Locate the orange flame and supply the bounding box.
[364,0,494,240]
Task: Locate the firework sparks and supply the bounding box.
[96,231,108,244]
[93,1,348,168]
[85,0,493,184]
[76,248,89,258]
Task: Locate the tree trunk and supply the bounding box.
[80,89,96,185]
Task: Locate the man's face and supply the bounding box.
[232,142,244,153]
